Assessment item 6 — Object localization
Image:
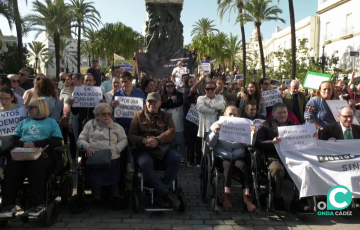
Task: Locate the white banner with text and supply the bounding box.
[114,96,143,118]
[72,86,102,108]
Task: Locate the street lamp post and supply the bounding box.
[321,46,326,73]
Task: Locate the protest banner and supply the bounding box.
[114,53,125,61]
[253,119,265,129]
[185,104,199,126]
[303,71,332,90]
[261,89,283,107]
[199,63,211,73]
[72,86,102,108]
[114,96,143,118]
[278,124,317,152]
[218,116,253,144]
[235,74,244,81]
[275,140,360,198]
[136,49,192,79]
[80,67,89,74]
[284,79,292,87]
[270,79,280,87]
[326,100,359,124]
[115,60,136,75]
[0,107,27,136]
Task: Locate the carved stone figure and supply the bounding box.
[145,1,184,53]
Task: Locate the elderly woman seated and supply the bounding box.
[77,103,128,201]
[0,99,63,218]
[207,105,257,212]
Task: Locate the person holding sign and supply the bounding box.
[207,105,257,212]
[321,106,360,140]
[304,81,336,129]
[255,103,297,212]
[0,88,27,169]
[0,99,63,218]
[104,76,121,105]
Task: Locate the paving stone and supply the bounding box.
[107,223,130,228]
[213,225,234,230]
[172,225,194,229]
[232,226,254,230]
[66,223,89,228]
[151,224,173,229]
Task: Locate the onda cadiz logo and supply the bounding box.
[317,185,352,216]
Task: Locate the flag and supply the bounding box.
[114,53,125,61]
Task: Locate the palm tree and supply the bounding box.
[70,0,101,73]
[239,0,285,78]
[0,1,14,30]
[217,0,247,83]
[28,41,52,74]
[26,0,73,78]
[191,18,219,37]
[278,0,296,79]
[224,33,242,70]
[54,37,77,70]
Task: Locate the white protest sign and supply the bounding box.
[225,77,231,83]
[261,89,283,107]
[175,75,182,86]
[199,63,211,73]
[303,71,332,90]
[284,79,292,87]
[114,96,143,118]
[275,140,360,198]
[253,119,265,130]
[235,74,244,81]
[185,104,199,126]
[0,107,27,136]
[326,100,359,124]
[72,86,102,108]
[278,124,317,152]
[218,116,253,144]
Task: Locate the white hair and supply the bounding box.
[7,74,17,79]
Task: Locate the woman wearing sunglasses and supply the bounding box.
[77,103,127,201]
[161,81,186,164]
[196,81,226,156]
[0,99,63,218]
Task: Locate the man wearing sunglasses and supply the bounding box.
[7,74,25,97]
[86,58,101,87]
[18,68,33,91]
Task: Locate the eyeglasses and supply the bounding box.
[11,80,20,83]
[262,83,270,85]
[18,73,26,76]
[205,87,215,91]
[27,106,38,111]
[0,97,11,102]
[340,114,353,119]
[101,112,112,117]
[166,85,174,88]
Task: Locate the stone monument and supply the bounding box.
[144,0,184,53]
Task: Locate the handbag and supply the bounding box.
[147,144,171,161]
[86,128,112,169]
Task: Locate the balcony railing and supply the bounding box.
[341,26,354,37]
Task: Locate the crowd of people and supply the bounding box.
[0,54,359,217]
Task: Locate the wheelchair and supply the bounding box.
[0,144,73,227]
[199,145,262,212]
[131,143,187,213]
[67,146,130,214]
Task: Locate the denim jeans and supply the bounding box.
[137,149,181,196]
[174,131,186,160]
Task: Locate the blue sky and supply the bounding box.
[0,0,318,45]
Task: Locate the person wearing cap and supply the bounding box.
[128,92,181,210]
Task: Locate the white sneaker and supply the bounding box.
[0,205,16,218]
[26,204,45,216]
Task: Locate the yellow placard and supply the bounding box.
[80,67,90,75]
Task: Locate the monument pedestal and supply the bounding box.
[144,0,184,53]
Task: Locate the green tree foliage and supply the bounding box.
[191,18,219,37]
[28,41,53,74]
[0,43,33,74]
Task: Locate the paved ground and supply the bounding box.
[3,165,360,230]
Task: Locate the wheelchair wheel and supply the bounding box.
[0,220,9,228]
[200,154,211,201]
[132,194,139,213]
[178,191,187,212]
[68,194,88,214]
[44,202,59,226]
[61,176,73,206]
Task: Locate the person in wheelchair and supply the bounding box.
[207,105,257,212]
[128,92,181,210]
[0,99,63,218]
[77,103,128,201]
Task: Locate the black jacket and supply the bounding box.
[255,119,297,158]
[321,122,360,140]
[242,113,267,121]
[161,92,184,110]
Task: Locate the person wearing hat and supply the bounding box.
[128,92,181,210]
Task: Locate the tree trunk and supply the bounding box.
[239,5,247,85]
[35,58,38,74]
[88,55,91,67]
[256,24,266,78]
[13,0,23,70]
[54,34,61,79]
[77,20,81,73]
[289,0,296,79]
